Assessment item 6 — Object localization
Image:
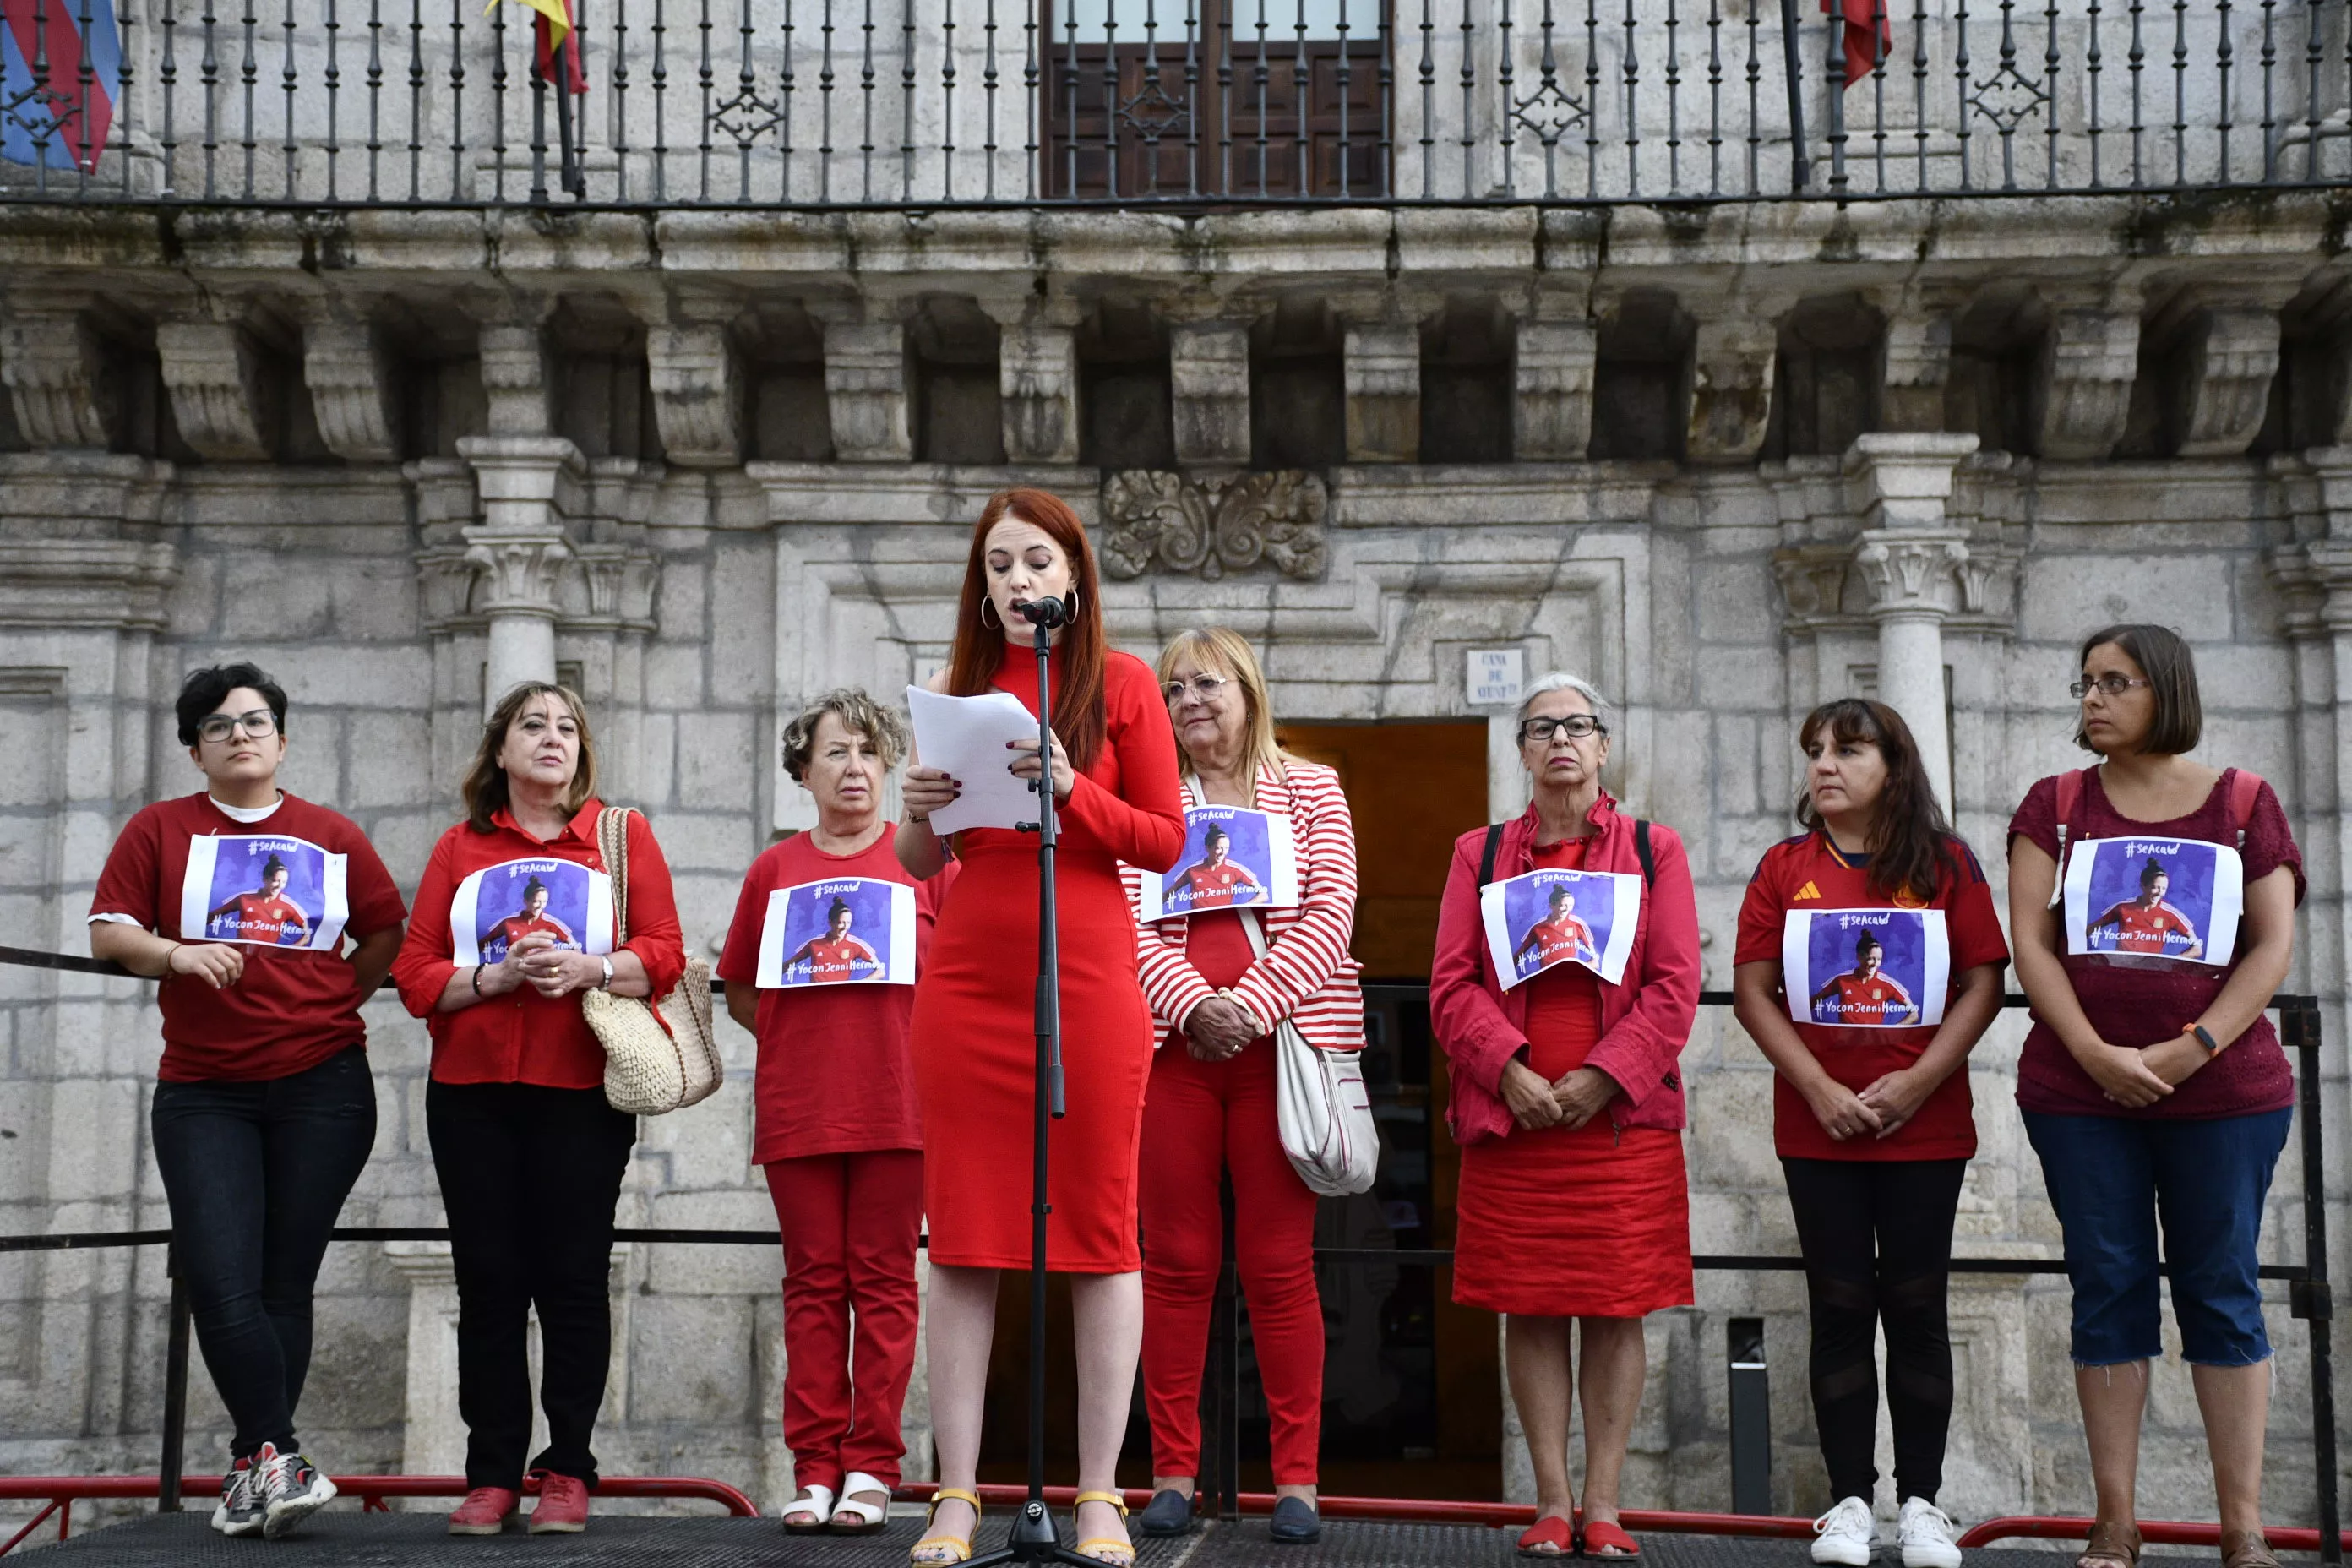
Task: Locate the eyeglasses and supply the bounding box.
[1162,674,1232,704]
[1519,716,1608,743]
[2069,675,2153,700]
[196,708,279,744]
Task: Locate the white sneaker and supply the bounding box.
[1811,1495,1876,1566]
[1898,1497,1962,1568]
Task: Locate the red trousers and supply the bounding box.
[764,1151,925,1491]
[1139,1039,1324,1485]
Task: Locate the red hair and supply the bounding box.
[946,487,1109,772]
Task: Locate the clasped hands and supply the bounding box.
[1183,994,1260,1061]
[2077,1030,2208,1108]
[1500,1058,1620,1133]
[1805,1070,1931,1143]
[477,932,603,1000]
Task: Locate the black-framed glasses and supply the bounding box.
[1519,716,1608,743]
[2068,675,2153,700]
[1162,674,1232,704]
[196,708,279,744]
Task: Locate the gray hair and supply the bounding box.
[1515,672,1615,731]
[781,688,910,781]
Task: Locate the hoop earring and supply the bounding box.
[1064,588,1080,623]
[981,596,1001,630]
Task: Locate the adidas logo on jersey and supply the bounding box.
[1794,881,1822,901]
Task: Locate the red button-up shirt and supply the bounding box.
[393,798,689,1089]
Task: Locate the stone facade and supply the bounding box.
[0,185,2348,1536]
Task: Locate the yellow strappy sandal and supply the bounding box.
[1071,1491,1135,1568]
[910,1488,983,1566]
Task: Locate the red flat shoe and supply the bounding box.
[1516,1516,1576,1558]
[1583,1520,1642,1559]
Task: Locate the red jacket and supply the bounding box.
[1429,791,1700,1146]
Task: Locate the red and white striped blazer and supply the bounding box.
[1123,759,1364,1051]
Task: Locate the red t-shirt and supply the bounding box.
[716,825,956,1162]
[391,799,688,1090]
[89,792,408,1083]
[1734,831,2010,1161]
[2008,768,2304,1120]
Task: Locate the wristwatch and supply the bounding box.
[599,956,615,991]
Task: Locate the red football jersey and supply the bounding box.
[209,891,313,946]
[1819,971,1917,1026]
[480,912,579,954]
[1522,913,1597,970]
[2092,898,2199,955]
[1734,831,2009,1162]
[1180,861,1259,909]
[790,934,882,984]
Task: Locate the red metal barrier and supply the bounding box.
[901,1484,1818,1539]
[1958,1516,2352,1553]
[0,1473,758,1551]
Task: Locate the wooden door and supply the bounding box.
[1043,0,1386,199]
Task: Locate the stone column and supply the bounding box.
[1843,433,1981,814]
[1169,319,1251,466]
[456,434,583,710]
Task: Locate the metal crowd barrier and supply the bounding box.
[0,942,2337,1559]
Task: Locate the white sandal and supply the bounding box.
[830,1472,890,1534]
[783,1484,837,1534]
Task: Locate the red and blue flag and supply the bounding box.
[2,0,123,172]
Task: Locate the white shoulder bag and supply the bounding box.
[580,806,723,1116]
[1238,911,1378,1197]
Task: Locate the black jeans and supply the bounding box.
[426,1080,636,1491]
[150,1045,377,1462]
[1781,1156,1968,1505]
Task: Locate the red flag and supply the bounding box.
[486,0,585,93]
[1823,0,1892,88]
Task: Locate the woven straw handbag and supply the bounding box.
[580,806,722,1116]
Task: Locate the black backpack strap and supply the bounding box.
[1635,819,1656,886]
[1478,823,1505,888]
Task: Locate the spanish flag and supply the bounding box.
[1822,0,1892,87]
[486,0,585,94]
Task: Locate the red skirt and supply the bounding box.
[1452,1122,1694,1318]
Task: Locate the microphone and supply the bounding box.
[1015,596,1070,629]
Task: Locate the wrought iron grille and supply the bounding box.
[1,0,2349,206]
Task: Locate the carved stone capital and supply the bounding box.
[416,545,482,634]
[1169,322,1251,466]
[478,324,556,436]
[1514,320,1596,461]
[1771,544,1856,636]
[1686,314,1779,466]
[302,319,401,464]
[1852,530,1971,621]
[2171,305,2282,458]
[0,310,111,449]
[996,318,1080,465]
[646,323,744,467]
[1343,322,1419,463]
[568,542,663,631]
[2034,308,2140,460]
[1951,542,2023,633]
[457,433,585,536]
[1099,470,1328,581]
[462,531,573,619]
[823,321,913,462]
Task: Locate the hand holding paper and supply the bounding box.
[906,685,1045,836]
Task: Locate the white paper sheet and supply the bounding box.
[906,686,1046,836]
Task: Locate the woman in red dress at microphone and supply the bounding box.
[897,487,1187,1568]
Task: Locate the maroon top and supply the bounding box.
[2007,768,2304,1120]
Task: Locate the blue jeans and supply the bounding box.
[150,1046,377,1460]
[2023,1107,2291,1368]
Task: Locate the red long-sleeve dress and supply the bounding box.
[912,645,1186,1273]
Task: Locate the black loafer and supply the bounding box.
[1268,1496,1321,1544]
[1135,1489,1198,1538]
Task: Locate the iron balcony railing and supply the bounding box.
[3,0,2351,210]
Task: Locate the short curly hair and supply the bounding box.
[781,688,910,781]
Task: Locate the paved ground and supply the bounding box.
[20,1509,2121,1568]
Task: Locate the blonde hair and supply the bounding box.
[1156,627,1294,784]
[463,683,597,832]
[782,688,910,781]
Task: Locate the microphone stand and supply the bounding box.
[969,600,1097,1568]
